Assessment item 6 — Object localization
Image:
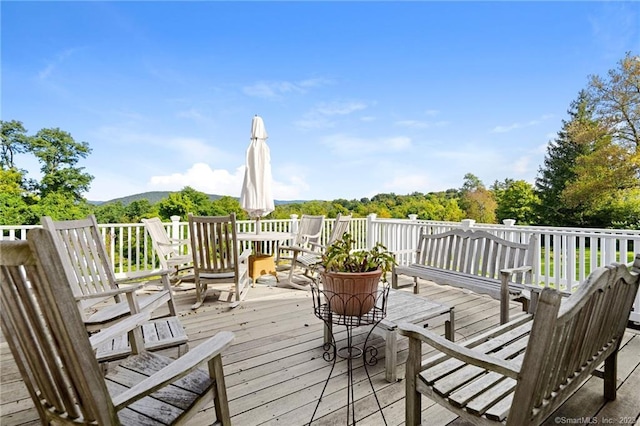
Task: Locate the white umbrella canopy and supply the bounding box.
[240,115,275,226]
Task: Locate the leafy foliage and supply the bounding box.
[318,233,396,279]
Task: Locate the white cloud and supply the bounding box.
[242,77,331,100]
[511,156,531,174]
[93,126,232,165]
[382,173,431,193]
[321,134,411,156]
[295,100,369,129]
[491,114,554,133]
[176,108,206,121]
[273,175,310,200]
[147,163,310,200]
[314,101,367,116]
[149,163,244,195]
[37,48,79,81]
[395,119,450,129]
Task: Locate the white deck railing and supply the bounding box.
[2,215,639,323]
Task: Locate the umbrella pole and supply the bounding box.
[255,217,261,234]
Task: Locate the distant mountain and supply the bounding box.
[89,191,303,206]
[89,191,221,206]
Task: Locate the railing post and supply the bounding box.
[367,213,377,250]
[290,214,299,235]
[170,215,181,241]
[461,219,475,230]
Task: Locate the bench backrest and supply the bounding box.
[416,228,537,283]
[509,254,640,425]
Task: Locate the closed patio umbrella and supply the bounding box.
[240,115,275,232]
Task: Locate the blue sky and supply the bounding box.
[3,1,638,202]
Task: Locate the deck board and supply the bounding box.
[2,275,639,425]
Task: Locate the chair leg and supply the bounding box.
[192,281,207,310]
[210,355,232,425]
[406,337,422,425]
[604,352,618,401]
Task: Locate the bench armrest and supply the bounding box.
[399,323,520,379]
[112,330,235,410]
[499,265,532,277]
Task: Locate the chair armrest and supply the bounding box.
[398,323,520,379]
[158,238,190,247]
[74,285,143,301]
[116,269,172,283]
[307,241,325,251]
[239,249,252,262]
[88,312,152,349]
[112,330,235,410]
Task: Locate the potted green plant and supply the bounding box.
[316,233,396,316]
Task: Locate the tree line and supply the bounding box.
[2,53,638,229]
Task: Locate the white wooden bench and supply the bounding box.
[399,254,640,426]
[392,228,537,324]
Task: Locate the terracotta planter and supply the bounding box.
[320,269,383,316]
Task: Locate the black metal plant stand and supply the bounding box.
[309,283,390,425]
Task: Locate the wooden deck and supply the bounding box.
[2,275,640,425]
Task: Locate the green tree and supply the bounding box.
[94,201,127,224]
[0,168,35,225]
[210,195,244,217]
[492,179,539,225]
[1,120,30,170]
[30,128,93,201]
[157,187,213,220]
[459,173,497,223]
[30,192,92,222]
[587,52,639,154]
[125,199,157,222]
[536,91,593,226]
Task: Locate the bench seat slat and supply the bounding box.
[431,335,529,397]
[422,321,532,383]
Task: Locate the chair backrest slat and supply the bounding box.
[326,214,352,246]
[293,215,324,247]
[42,215,118,310]
[188,213,239,275]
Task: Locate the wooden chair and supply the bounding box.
[0,228,234,425]
[399,254,640,425]
[188,213,251,310]
[276,214,325,290]
[42,215,178,332]
[288,213,352,284]
[142,217,193,284]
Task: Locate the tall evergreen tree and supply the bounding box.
[535,91,592,226]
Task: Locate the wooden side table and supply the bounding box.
[237,232,293,286]
[248,254,277,286]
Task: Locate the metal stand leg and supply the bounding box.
[309,284,390,425]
